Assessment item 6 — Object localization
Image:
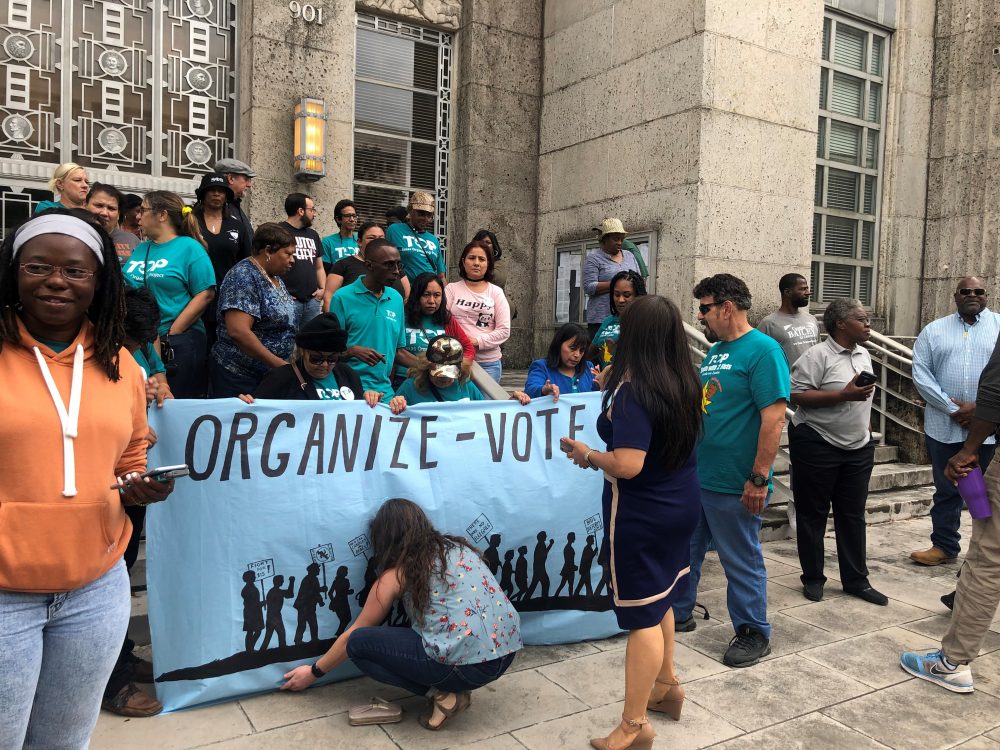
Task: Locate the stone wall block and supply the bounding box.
[467,0,543,35]
[897,92,932,157]
[760,123,819,199]
[765,0,825,62]
[702,182,766,263]
[699,0,768,46]
[611,0,697,66]
[892,154,930,218]
[548,138,611,211]
[544,0,616,37]
[883,276,922,334]
[543,7,614,93]
[899,32,935,97]
[456,143,538,214]
[247,42,354,121]
[931,35,954,100]
[638,34,707,119]
[605,111,698,196]
[456,83,541,153]
[243,0,356,53]
[465,22,542,92]
[538,86,589,155]
[699,110,763,194]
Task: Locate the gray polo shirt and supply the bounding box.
[790,337,874,450]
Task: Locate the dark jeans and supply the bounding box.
[165,328,207,398]
[346,626,516,696]
[926,435,997,557]
[209,360,263,399]
[789,423,875,589]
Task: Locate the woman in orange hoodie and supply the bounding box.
[0,208,173,748]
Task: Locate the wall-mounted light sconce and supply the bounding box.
[293,97,326,181]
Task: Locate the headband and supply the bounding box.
[12,214,105,265]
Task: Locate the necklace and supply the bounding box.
[249,257,291,303]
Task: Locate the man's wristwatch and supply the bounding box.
[310,662,325,679]
[748,472,768,488]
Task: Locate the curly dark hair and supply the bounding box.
[0,208,127,380]
[692,273,752,311]
[404,272,448,328]
[369,498,477,627]
[608,270,647,315]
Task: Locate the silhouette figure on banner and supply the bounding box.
[261,575,295,650]
[328,566,355,636]
[500,549,515,597]
[594,537,612,597]
[574,535,598,598]
[525,531,555,600]
[356,556,378,608]
[554,532,578,597]
[511,545,529,602]
[293,563,326,645]
[241,570,264,653]
[483,533,502,576]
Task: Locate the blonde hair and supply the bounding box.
[408,354,473,393]
[48,162,86,194]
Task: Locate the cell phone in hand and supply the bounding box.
[855,371,878,387]
[143,464,190,482]
[559,437,574,454]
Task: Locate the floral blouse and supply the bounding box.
[405,544,522,665]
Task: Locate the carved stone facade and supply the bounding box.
[356,0,462,31]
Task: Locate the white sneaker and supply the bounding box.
[900,649,973,693]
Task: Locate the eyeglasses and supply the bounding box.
[19,263,96,281]
[306,353,339,365]
[698,301,726,315]
[371,260,404,271]
[959,288,986,296]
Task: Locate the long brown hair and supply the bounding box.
[369,498,475,625]
[145,190,206,249]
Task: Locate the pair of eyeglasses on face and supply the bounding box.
[20,263,96,281]
[698,301,726,315]
[306,353,339,365]
[959,288,987,296]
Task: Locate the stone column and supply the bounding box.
[237,0,356,227]
[450,0,544,365]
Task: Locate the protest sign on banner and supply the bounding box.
[145,393,620,712]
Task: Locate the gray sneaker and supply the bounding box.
[723,625,771,668]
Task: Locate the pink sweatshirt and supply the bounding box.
[445,280,511,364]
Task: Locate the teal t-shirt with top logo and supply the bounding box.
[312,371,358,401]
[123,236,216,336]
[395,377,484,405]
[697,328,790,495]
[385,222,445,281]
[396,315,446,378]
[321,232,359,267]
[592,314,620,365]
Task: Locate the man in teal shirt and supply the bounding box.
[385,191,445,285]
[328,238,406,400]
[321,198,359,270]
[672,273,789,669]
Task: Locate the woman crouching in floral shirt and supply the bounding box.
[281,498,522,730]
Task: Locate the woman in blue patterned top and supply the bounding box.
[281,498,522,731]
[210,223,297,397]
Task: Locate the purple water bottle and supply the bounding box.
[957,467,993,520]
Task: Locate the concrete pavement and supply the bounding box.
[94,514,1000,749]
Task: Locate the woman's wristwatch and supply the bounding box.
[310,662,325,678]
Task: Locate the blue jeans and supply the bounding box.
[479,359,502,383]
[926,435,997,557]
[1,560,130,749]
[673,489,771,639]
[164,327,207,398]
[293,297,322,329]
[346,626,516,696]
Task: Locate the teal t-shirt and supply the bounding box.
[396,315,446,378]
[395,376,484,405]
[328,278,406,400]
[32,199,65,215]
[132,344,166,377]
[36,337,70,353]
[321,232,359,266]
[385,222,445,281]
[123,236,216,336]
[592,314,620,365]
[312,371,359,401]
[698,328,790,495]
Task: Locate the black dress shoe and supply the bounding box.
[844,586,888,606]
[803,582,824,602]
[941,590,955,610]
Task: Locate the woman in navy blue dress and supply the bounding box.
[563,295,702,750]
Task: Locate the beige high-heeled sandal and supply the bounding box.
[589,714,655,750]
[647,677,684,720]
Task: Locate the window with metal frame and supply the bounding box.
[813,12,888,308]
[554,232,656,324]
[353,13,451,253]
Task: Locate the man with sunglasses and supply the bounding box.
[672,274,789,668]
[911,278,1000,567]
[328,238,406,401]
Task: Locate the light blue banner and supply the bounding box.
[146,394,620,712]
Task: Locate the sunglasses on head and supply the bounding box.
[306,353,339,365]
[698,301,726,315]
[959,288,986,296]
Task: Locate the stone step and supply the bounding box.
[772,460,932,495]
[772,444,898,473]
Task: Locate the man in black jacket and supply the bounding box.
[213,157,255,243]
[900,334,1000,693]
